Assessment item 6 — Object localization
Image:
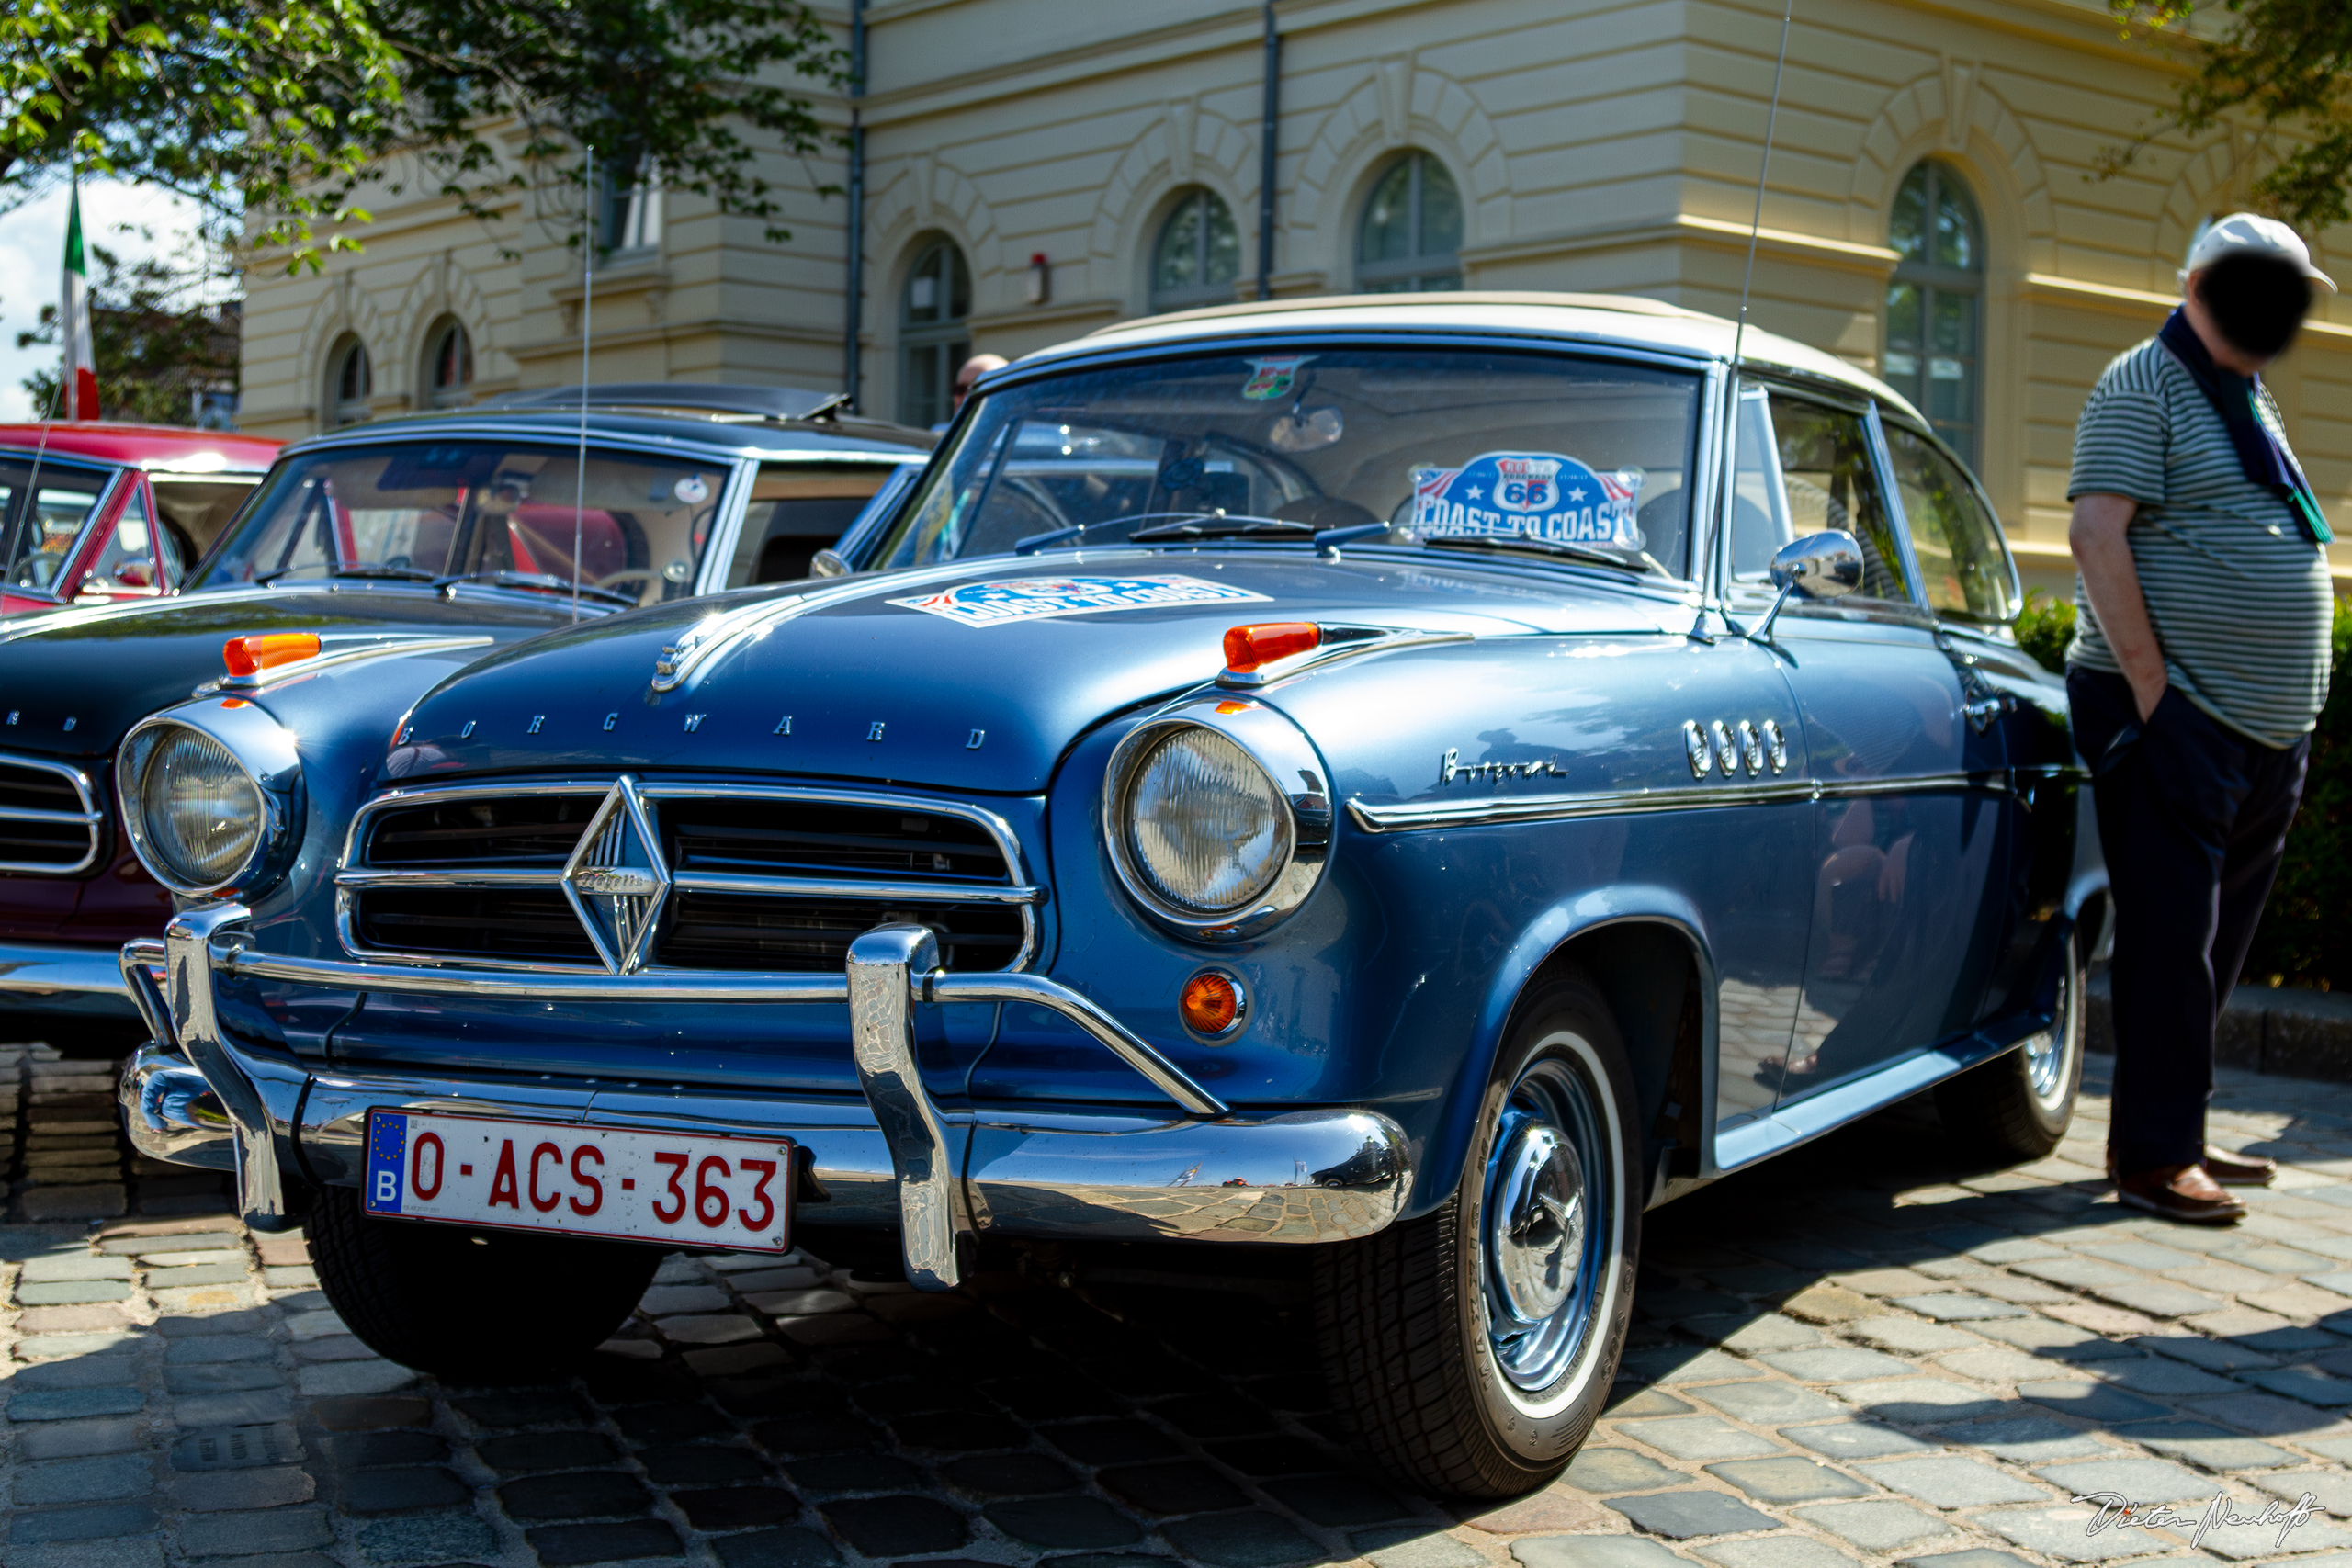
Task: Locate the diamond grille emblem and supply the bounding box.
[561,777,670,973]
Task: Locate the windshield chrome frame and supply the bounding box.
[892,330,1721,588]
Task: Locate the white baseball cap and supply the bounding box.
[2182,212,2337,292]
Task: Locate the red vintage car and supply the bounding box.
[1,423,280,615]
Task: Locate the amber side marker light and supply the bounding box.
[1180,970,1241,1037]
[223,633,321,677]
[1222,622,1319,674]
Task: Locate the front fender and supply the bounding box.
[1414,891,1717,1219]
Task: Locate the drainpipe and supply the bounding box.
[1256,2,1279,301]
[843,0,867,409]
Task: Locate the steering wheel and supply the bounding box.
[9,551,69,590]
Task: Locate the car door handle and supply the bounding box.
[1961,695,2008,732]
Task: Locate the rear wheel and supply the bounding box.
[1314,973,1641,1498]
[309,1185,662,1382]
[1936,926,2086,1162]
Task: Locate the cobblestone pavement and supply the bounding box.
[6,1043,2352,1568]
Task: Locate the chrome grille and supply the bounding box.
[0,753,105,874]
[339,779,1039,975]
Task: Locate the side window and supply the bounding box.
[1732,391,1910,603]
[84,489,184,595]
[1884,423,2018,623]
[0,465,110,591]
[724,464,909,588]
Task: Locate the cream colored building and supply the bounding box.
[237,0,2352,592]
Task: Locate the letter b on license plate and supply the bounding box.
[364,1109,794,1253]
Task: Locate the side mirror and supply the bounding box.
[809,548,852,580]
[1768,530,1864,599]
[1753,529,1863,643]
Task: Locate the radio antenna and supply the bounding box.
[572,145,594,624]
[1728,0,1794,386]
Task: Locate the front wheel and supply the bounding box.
[1314,972,1641,1498]
[1936,925,2087,1162]
[309,1186,662,1382]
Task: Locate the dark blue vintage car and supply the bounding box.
[0,385,929,1038]
[122,297,2099,1498]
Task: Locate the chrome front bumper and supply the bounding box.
[128,908,1410,1290]
[0,938,141,1012]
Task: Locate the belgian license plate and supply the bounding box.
[363,1110,795,1253]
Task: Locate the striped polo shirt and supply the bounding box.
[2066,335,2335,748]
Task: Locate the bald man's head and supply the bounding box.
[954,353,1009,411]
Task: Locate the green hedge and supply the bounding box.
[2013,589,2351,991]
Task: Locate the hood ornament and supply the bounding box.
[560,776,670,973]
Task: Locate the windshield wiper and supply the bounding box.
[1424,532,1656,574]
[432,569,638,607]
[1127,515,1313,543]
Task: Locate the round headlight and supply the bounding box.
[139,728,264,889]
[1125,728,1292,914]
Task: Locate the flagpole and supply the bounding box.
[20,168,74,569]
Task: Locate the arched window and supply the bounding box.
[328,337,372,428]
[1356,152,1463,293]
[1884,162,1984,465]
[899,240,971,429]
[424,320,472,410]
[1150,188,1241,311]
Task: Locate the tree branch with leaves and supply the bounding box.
[2108,1,2352,230]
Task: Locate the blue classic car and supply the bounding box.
[0,385,929,1039]
[123,297,2099,1498]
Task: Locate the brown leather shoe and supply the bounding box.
[2114,1163,2246,1224]
[2201,1145,2278,1186]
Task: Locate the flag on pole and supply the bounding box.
[61,181,99,421]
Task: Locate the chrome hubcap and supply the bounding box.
[2024,946,2080,1107]
[1491,1124,1584,1321]
[1481,1057,1610,1393]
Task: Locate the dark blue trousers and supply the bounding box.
[2066,668,2308,1173]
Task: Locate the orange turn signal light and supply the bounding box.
[1180,970,1241,1037]
[223,633,321,677]
[1222,622,1319,673]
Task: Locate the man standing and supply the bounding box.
[2067,214,2337,1224]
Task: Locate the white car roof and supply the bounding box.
[1019,291,1926,429]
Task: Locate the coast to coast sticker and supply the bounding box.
[1410,451,1645,548]
[888,574,1273,628]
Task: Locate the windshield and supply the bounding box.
[1,458,111,592]
[194,441,731,607]
[868,346,1705,577]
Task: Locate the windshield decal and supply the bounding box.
[1239,355,1316,400]
[888,574,1272,628]
[1410,452,1645,549]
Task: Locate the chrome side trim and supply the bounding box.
[336,778,1039,973]
[847,925,969,1289]
[196,634,496,695]
[929,972,1225,1117]
[1346,771,2007,834]
[0,752,105,875]
[0,939,131,998]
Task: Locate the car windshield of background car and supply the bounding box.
[152,476,261,568]
[1727,387,1913,603]
[0,459,110,592]
[193,442,729,606]
[723,461,914,588]
[870,347,1704,578]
